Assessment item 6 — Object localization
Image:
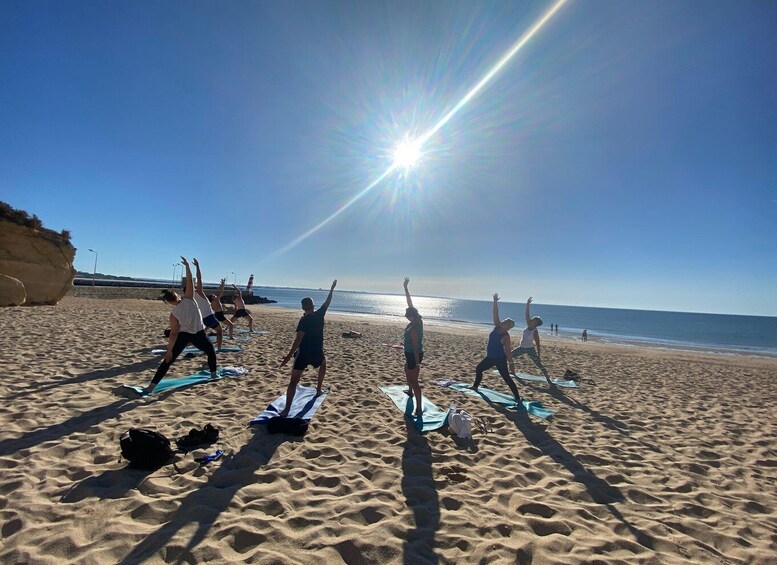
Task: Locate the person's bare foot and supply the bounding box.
[469,385,478,391]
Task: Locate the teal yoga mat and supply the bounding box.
[442,382,555,420]
[208,335,250,342]
[151,346,244,355]
[122,368,248,396]
[235,329,270,335]
[379,385,451,432]
[493,370,577,388]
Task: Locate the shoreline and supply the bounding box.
[69,285,777,359]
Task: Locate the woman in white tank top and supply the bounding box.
[511,297,552,385]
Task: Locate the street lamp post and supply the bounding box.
[232,271,236,285]
[172,263,179,285]
[88,249,98,287]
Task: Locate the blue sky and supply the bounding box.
[1,1,775,316]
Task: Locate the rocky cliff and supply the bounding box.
[0,221,76,306]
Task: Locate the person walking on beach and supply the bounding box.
[471,293,522,402]
[191,258,224,350]
[402,277,424,417]
[145,257,218,394]
[582,329,588,342]
[278,280,337,417]
[512,297,552,385]
[209,278,234,340]
[230,283,254,332]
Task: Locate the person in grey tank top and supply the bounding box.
[511,296,552,385]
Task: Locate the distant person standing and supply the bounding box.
[471,293,522,402]
[582,329,588,342]
[209,278,234,340]
[512,297,552,385]
[230,284,254,332]
[145,257,217,394]
[555,324,559,335]
[401,277,424,417]
[192,258,224,350]
[279,279,337,417]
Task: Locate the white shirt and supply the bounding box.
[172,297,204,334]
[194,293,215,318]
[518,326,536,349]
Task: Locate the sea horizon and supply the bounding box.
[75,276,777,358]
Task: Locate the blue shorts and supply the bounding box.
[405,351,424,370]
[203,314,219,329]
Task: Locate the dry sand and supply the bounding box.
[1,293,775,564]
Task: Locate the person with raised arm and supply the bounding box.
[230,283,254,332]
[402,277,424,417]
[145,257,218,394]
[278,280,337,417]
[471,294,522,401]
[191,258,224,350]
[209,278,234,340]
[512,296,552,385]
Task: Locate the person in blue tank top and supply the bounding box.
[402,277,424,417]
[471,293,522,402]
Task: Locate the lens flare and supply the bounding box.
[269,0,568,260]
[393,138,423,170]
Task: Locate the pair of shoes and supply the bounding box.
[176,423,220,450]
[475,417,492,434]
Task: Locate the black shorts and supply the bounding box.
[293,351,325,371]
[202,314,219,329]
[405,351,424,370]
[234,308,249,318]
[215,311,226,322]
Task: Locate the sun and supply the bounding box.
[392,138,423,170]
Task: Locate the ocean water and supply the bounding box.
[252,286,777,357]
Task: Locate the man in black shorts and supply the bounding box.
[279,279,337,417]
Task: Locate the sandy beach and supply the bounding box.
[1,292,775,564]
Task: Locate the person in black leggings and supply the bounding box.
[472,293,522,402]
[145,256,218,394]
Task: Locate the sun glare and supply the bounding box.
[393,138,423,170]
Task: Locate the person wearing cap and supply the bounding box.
[278,279,337,417]
[402,277,424,417]
[471,293,522,401]
[512,296,552,385]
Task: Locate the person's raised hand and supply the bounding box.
[527,296,533,304]
[331,279,337,290]
[180,256,188,265]
[404,277,410,288]
[192,258,199,267]
[493,293,500,302]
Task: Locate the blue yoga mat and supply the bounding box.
[208,335,250,342]
[250,386,329,424]
[379,385,451,432]
[235,329,270,335]
[441,382,555,420]
[492,370,577,388]
[151,346,244,355]
[122,368,248,396]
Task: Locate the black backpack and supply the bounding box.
[266,417,309,437]
[120,428,174,469]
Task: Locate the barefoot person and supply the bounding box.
[402,277,424,417]
[209,278,234,339]
[471,293,522,402]
[278,280,337,417]
[145,257,218,394]
[191,258,224,350]
[230,283,254,332]
[512,296,552,385]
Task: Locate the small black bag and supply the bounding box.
[266,417,309,437]
[120,428,174,469]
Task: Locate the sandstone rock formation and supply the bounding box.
[0,221,76,305]
[0,273,26,306]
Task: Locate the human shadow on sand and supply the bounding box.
[487,400,658,550]
[118,426,296,565]
[401,414,440,565]
[546,385,629,435]
[0,397,143,457]
[5,358,161,401]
